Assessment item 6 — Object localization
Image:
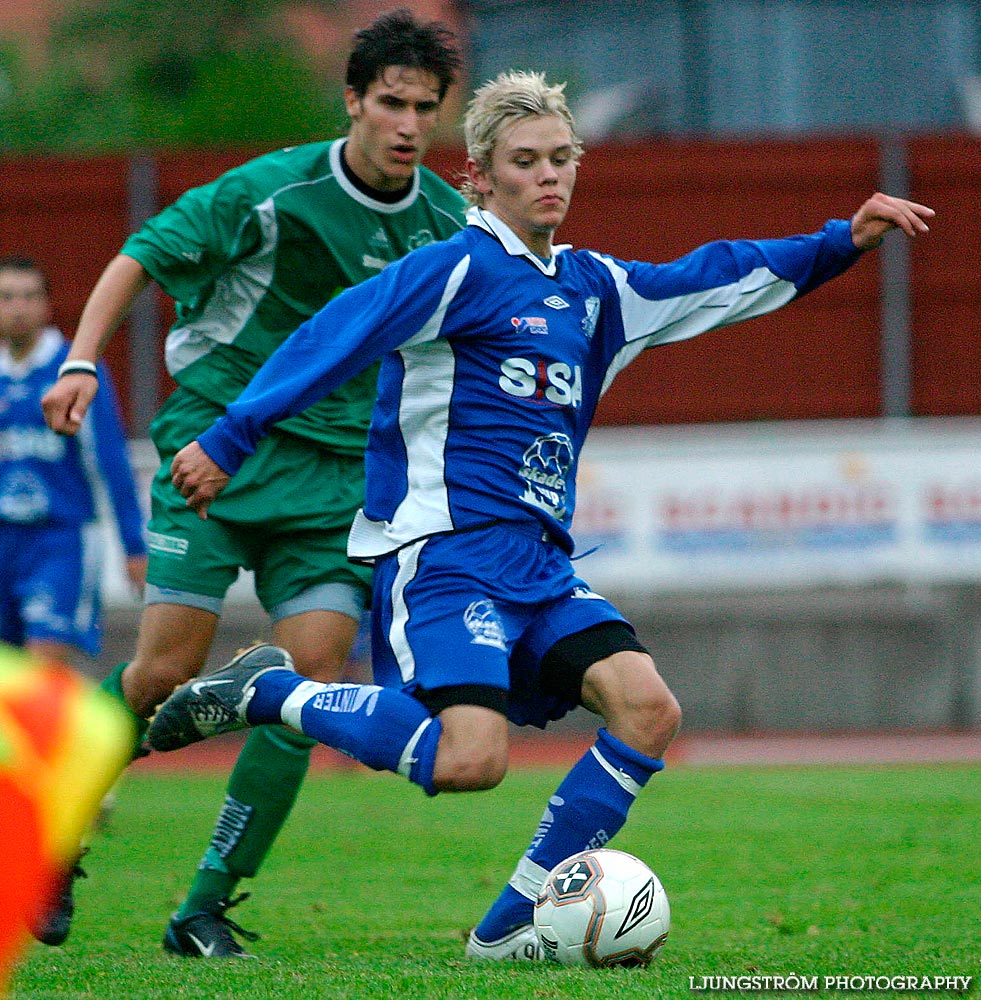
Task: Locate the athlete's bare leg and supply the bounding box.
[122,603,220,717]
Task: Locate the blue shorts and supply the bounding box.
[370,523,629,728]
[0,522,101,656]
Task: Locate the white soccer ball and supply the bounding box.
[533,848,670,967]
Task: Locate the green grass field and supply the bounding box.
[11,761,980,1000]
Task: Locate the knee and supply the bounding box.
[123,657,199,718]
[583,652,682,759]
[431,705,510,791]
[620,678,681,758]
[291,653,345,684]
[434,748,508,792]
[283,631,352,681]
[646,682,682,746]
[274,611,360,683]
[637,664,681,728]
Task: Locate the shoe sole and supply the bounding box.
[465,926,545,961]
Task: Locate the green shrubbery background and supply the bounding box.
[0,0,348,152]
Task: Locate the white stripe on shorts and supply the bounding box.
[389,539,425,684]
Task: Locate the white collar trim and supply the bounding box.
[330,139,421,214]
[0,326,64,378]
[465,206,571,276]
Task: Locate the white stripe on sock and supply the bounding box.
[397,717,433,778]
[508,856,551,902]
[590,745,642,797]
[280,680,328,731]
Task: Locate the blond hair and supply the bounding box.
[461,70,583,206]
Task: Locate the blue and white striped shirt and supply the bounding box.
[199,207,861,560]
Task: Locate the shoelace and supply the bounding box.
[193,697,237,723]
[215,893,260,943]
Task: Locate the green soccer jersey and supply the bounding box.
[123,139,467,455]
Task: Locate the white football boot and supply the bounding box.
[465,925,545,961]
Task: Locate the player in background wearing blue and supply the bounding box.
[147,72,934,959]
[0,255,147,664]
[0,256,147,945]
[40,11,464,957]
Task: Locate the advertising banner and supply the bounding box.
[572,418,981,593]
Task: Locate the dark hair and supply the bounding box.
[346,8,462,101]
[0,255,49,294]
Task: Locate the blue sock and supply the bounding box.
[474,728,664,941]
[246,671,441,795]
[245,669,305,723]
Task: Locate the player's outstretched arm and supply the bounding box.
[171,441,231,520]
[850,192,934,251]
[41,255,150,435]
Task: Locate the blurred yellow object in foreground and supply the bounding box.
[0,644,134,992]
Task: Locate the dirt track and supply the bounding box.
[132,728,981,775]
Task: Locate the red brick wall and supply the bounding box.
[562,138,886,425]
[0,155,133,405]
[906,135,981,417]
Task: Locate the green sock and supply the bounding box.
[99,662,149,755]
[177,724,316,919]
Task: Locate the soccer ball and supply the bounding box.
[533,848,670,967]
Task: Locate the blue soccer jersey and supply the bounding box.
[198,207,862,560]
[0,327,146,653]
[0,327,145,544]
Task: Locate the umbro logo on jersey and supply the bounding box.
[544,295,570,309]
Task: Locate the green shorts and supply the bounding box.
[145,389,371,617]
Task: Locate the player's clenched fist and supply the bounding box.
[41,372,98,436]
[171,441,230,520]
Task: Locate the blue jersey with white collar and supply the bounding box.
[200,207,862,559]
[0,327,146,554]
